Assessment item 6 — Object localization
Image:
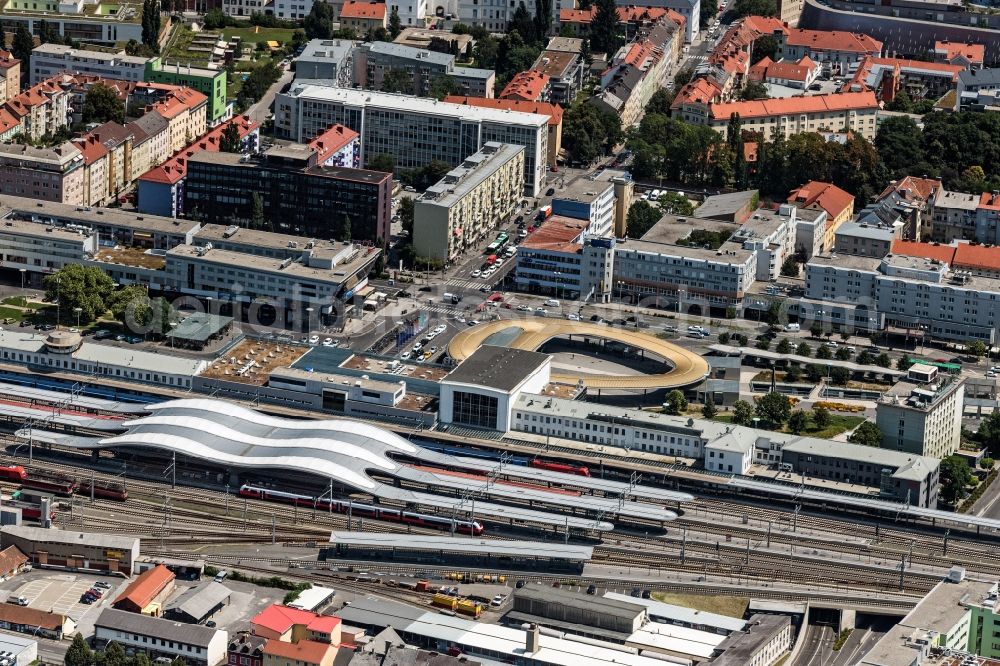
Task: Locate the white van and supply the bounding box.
[544,299,560,307]
[214,571,228,583]
[784,323,800,332]
[443,292,455,303]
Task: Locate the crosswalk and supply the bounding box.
[446,278,490,290]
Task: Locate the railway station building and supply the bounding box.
[0,526,139,575]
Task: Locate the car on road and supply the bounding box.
[535,308,547,315]
[308,334,320,344]
[468,319,480,326]
[823,341,838,348]
[94,581,112,589]
[404,186,416,192]
[472,270,481,278]
[401,351,411,360]
[322,337,334,346]
[587,584,597,595]
[517,304,530,311]
[566,313,580,321]
[545,187,556,196]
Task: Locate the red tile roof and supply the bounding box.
[500,70,549,101]
[891,240,957,265]
[0,603,66,630]
[73,134,110,164]
[750,56,817,83]
[520,215,589,253]
[4,77,64,120]
[113,564,174,611]
[262,639,336,665]
[954,243,1000,271]
[308,123,358,163]
[443,96,563,126]
[934,40,985,66]
[783,27,882,54]
[878,176,940,205]
[340,1,386,19]
[252,604,341,637]
[0,50,19,70]
[787,181,854,218]
[0,108,20,135]
[138,115,258,185]
[560,5,685,27]
[0,546,26,574]
[671,76,724,109]
[744,141,758,162]
[150,86,207,119]
[980,192,1000,211]
[709,91,878,121]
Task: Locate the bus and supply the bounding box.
[905,358,961,374]
[486,233,510,254]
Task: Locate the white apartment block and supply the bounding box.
[274,84,548,196]
[412,142,525,262]
[515,220,615,302]
[0,219,96,273]
[876,369,965,459]
[29,43,150,85]
[388,0,427,26]
[928,189,979,242]
[274,0,314,19]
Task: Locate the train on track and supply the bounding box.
[238,484,485,535]
[6,499,54,521]
[416,442,591,477]
[77,480,128,501]
[0,465,127,500]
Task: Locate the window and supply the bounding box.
[451,391,499,429]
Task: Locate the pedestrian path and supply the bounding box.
[446,278,489,290]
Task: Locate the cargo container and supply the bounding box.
[456,600,482,618]
[432,594,457,610]
[415,580,431,592]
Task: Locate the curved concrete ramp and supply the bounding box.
[448,319,710,390]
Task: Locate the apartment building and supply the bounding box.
[150,86,208,153]
[0,1,144,45]
[183,145,391,243]
[137,115,259,218]
[844,56,963,103]
[500,70,549,102]
[0,142,85,205]
[386,0,426,27]
[514,217,615,302]
[0,218,96,275]
[633,0,700,41]
[4,77,71,141]
[275,84,549,196]
[145,60,228,124]
[933,40,984,69]
[551,176,617,238]
[0,51,20,104]
[892,239,1000,279]
[700,92,880,140]
[772,26,882,75]
[127,111,172,184]
[531,49,585,105]
[876,367,965,460]
[30,43,149,84]
[786,181,854,252]
[94,609,227,666]
[354,42,494,98]
[559,6,686,41]
[928,188,980,242]
[412,142,524,261]
[748,55,821,89]
[339,1,387,33]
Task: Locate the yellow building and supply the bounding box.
[702,91,880,141]
[262,639,337,666]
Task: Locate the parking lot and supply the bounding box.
[7,572,123,624]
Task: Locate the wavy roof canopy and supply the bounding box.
[97,398,416,492]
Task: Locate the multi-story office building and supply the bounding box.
[551,177,616,238]
[876,365,965,460]
[772,26,883,74]
[786,180,854,252]
[294,39,355,84]
[804,251,1000,343]
[833,218,902,257]
[354,42,494,99]
[0,218,97,274]
[530,49,585,105]
[274,84,549,196]
[29,43,149,84]
[386,0,426,27]
[0,0,144,45]
[183,145,391,244]
[514,217,615,302]
[0,142,85,204]
[412,142,524,262]
[444,95,563,169]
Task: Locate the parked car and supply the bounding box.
[491,595,504,607]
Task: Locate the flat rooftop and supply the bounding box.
[167,244,372,285]
[199,339,309,385]
[417,143,524,209]
[329,532,593,559]
[284,84,550,128]
[0,194,201,235]
[443,345,549,392]
[553,176,613,204]
[0,218,92,242]
[694,189,757,220]
[519,215,587,253]
[194,223,343,255]
[94,246,166,269]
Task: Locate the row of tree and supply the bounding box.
[66,635,187,666]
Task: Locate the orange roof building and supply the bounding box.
[933,40,985,69]
[262,639,338,666]
[706,91,879,140]
[339,1,387,30]
[0,51,20,105]
[748,55,819,87]
[891,239,1000,277]
[113,564,176,616]
[251,604,342,644]
[778,26,883,59]
[307,123,360,167]
[500,70,550,102]
[519,215,590,254]
[787,180,855,250]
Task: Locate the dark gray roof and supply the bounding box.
[95,608,222,647]
[2,525,139,551]
[350,647,479,665]
[959,67,1000,87]
[694,190,758,220]
[514,584,644,620]
[710,614,790,665]
[442,345,549,392]
[165,581,231,620]
[167,313,233,343]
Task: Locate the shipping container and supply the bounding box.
[432,594,457,610]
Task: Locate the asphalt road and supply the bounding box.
[795,623,835,666]
[246,67,294,127]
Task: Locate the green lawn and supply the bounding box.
[222,26,296,46]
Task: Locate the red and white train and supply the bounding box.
[237,484,485,535]
[530,459,591,477]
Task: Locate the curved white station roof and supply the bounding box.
[96,398,417,492]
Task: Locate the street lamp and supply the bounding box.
[73,307,81,330]
[19,268,25,293]
[305,307,314,340]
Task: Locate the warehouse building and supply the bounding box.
[0,526,139,575]
[113,564,176,616]
[511,585,647,635]
[164,581,231,624]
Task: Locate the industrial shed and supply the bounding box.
[164,582,231,624]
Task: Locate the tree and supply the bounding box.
[810,322,823,338]
[132,654,151,666]
[473,34,499,69]
[626,200,660,239]
[141,0,161,49]
[398,196,414,237]
[203,7,228,28]
[835,347,851,361]
[236,61,281,110]
[976,411,1000,456]
[700,0,718,26]
[83,83,125,124]
[664,390,688,415]
[219,122,242,153]
[108,285,152,331]
[732,0,776,16]
[755,338,771,350]
[589,0,621,55]
[103,641,128,666]
[562,103,621,165]
[250,192,265,230]
[739,80,768,101]
[304,0,335,39]
[812,406,831,430]
[751,35,777,64]
[380,68,413,94]
[968,339,988,360]
[849,421,883,447]
[11,25,32,66]
[702,395,718,419]
[857,350,874,365]
[170,659,187,666]
[805,364,823,382]
[940,455,974,505]
[982,457,995,470]
[830,366,850,385]
[44,265,114,324]
[65,634,93,666]
[533,0,553,40]
[815,345,832,360]
[776,338,792,354]
[875,352,892,368]
[368,153,395,173]
[780,256,799,277]
[874,116,926,180]
[763,301,783,327]
[657,192,694,215]
[756,391,791,427]
[796,342,811,357]
[429,74,459,100]
[788,409,808,434]
[732,400,754,426]
[718,332,731,344]
[388,6,402,38]
[341,215,352,242]
[784,365,801,382]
